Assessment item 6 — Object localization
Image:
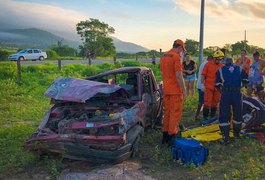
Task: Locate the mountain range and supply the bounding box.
[0,28,149,53]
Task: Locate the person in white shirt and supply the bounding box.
[195,55,214,120]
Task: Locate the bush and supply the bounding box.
[0,62,17,79]
[0,50,9,61]
[22,62,57,74]
[46,50,60,60]
[121,60,141,67]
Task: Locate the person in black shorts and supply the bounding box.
[183,53,197,97]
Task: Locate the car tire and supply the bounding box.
[39,56,44,61]
[18,56,24,61]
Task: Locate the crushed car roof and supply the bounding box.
[45,78,124,103]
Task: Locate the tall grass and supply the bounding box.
[0,60,161,175]
[0,61,263,179]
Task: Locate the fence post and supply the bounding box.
[113,56,116,63]
[136,54,138,61]
[88,57,91,66]
[17,59,21,82]
[58,59,61,71]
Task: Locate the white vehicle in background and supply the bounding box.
[8,49,47,61]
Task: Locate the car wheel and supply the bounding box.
[18,56,24,61]
[39,56,44,61]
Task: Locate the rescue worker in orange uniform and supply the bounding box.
[201,50,225,119]
[160,39,187,145]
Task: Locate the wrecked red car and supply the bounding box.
[25,67,163,162]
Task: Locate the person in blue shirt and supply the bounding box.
[215,57,248,144]
[247,51,265,104]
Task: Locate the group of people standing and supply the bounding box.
[160,38,265,145]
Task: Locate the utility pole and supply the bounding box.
[199,0,205,64]
[244,30,247,50]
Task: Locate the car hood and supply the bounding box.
[45,78,129,103]
[9,53,19,56]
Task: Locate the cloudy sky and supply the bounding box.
[1,0,265,50]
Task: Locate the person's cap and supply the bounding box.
[253,50,260,56]
[225,57,233,64]
[174,39,187,51]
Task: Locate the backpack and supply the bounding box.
[171,138,209,166]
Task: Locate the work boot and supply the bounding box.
[167,134,176,147]
[162,132,169,144]
[233,123,242,139]
[210,107,217,118]
[203,108,210,120]
[219,126,230,145]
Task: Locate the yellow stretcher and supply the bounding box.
[182,121,265,142]
[182,124,234,142]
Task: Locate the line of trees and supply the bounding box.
[185,39,265,57]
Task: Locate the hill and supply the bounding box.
[0,28,149,53]
[0,28,80,49]
[112,37,149,53]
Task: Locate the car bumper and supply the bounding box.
[8,57,18,60]
[25,140,132,163]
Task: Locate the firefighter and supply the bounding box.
[216,57,248,144]
[201,50,224,120]
[160,39,187,145]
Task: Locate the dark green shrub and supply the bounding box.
[97,62,112,71]
[0,50,9,61]
[0,62,17,79]
[46,50,60,60]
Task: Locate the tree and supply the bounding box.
[231,41,250,56]
[185,39,199,56]
[51,45,77,57]
[76,18,116,57]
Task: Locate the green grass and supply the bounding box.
[140,129,265,179]
[0,61,264,179]
[0,125,37,175]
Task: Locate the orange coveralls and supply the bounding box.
[202,60,224,109]
[160,49,184,135]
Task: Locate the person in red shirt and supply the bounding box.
[160,39,187,145]
[201,50,224,119]
[235,49,251,74]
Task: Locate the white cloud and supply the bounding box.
[172,0,265,21]
[0,0,87,39]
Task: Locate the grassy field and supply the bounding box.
[0,61,264,179]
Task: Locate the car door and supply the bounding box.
[25,49,34,60]
[142,71,162,125]
[33,49,40,59]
